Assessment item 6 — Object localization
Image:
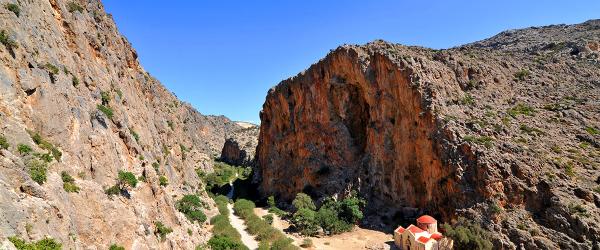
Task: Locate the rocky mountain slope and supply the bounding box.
[0,0,256,248]
[256,20,600,249]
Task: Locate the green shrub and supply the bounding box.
[109,244,125,250]
[207,235,248,250]
[565,162,575,177]
[463,135,494,148]
[154,221,173,241]
[100,91,111,105]
[316,206,351,235]
[263,214,274,225]
[72,75,79,87]
[507,103,535,117]
[459,93,475,106]
[130,128,140,142]
[258,241,270,250]
[267,196,288,217]
[105,184,120,196]
[18,144,32,155]
[62,171,80,193]
[9,236,62,250]
[0,135,9,150]
[0,30,18,50]
[4,3,20,17]
[176,194,207,223]
[35,152,53,163]
[442,218,493,250]
[292,208,319,236]
[67,2,84,13]
[292,193,316,211]
[60,171,79,193]
[585,126,599,135]
[97,104,114,119]
[44,63,60,76]
[115,89,123,99]
[159,175,168,186]
[514,69,530,81]
[167,120,174,130]
[300,238,313,248]
[27,159,47,184]
[152,162,160,173]
[270,237,297,250]
[203,161,244,188]
[29,132,62,161]
[233,199,256,218]
[118,170,137,189]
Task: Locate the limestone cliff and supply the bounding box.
[257,20,600,249]
[0,0,255,248]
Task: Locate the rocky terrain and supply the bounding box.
[256,20,600,249]
[0,0,257,248]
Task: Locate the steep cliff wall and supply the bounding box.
[257,20,600,249]
[0,0,255,248]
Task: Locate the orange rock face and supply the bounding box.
[256,45,466,217]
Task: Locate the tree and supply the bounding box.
[292,208,319,236]
[316,207,351,235]
[176,194,207,223]
[442,218,493,250]
[292,193,315,211]
[207,235,248,250]
[118,170,137,189]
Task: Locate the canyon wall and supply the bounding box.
[257,21,600,249]
[0,0,255,248]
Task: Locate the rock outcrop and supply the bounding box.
[256,20,600,249]
[0,0,255,248]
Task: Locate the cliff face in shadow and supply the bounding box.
[256,20,600,249]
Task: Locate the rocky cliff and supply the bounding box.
[256,20,600,249]
[0,0,255,248]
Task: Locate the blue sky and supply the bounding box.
[102,1,599,123]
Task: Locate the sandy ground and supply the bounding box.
[228,203,259,250]
[254,207,394,250]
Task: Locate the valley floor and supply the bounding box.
[253,207,394,250]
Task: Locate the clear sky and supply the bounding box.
[102,1,599,124]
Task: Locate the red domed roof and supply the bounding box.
[416,215,437,224]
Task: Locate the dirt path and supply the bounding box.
[228,203,259,250]
[254,207,394,250]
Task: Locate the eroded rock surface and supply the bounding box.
[257,20,600,249]
[0,0,255,248]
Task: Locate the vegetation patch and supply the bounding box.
[462,135,494,148]
[507,103,535,117]
[109,244,125,250]
[207,195,248,250]
[514,69,530,81]
[18,144,32,155]
[159,175,169,187]
[154,221,173,241]
[519,124,545,136]
[0,30,18,50]
[106,170,137,197]
[176,194,207,223]
[29,131,62,161]
[61,171,80,193]
[442,218,493,250]
[585,126,599,135]
[67,2,84,13]
[8,236,61,250]
[4,3,20,17]
[233,199,297,249]
[27,159,48,185]
[459,93,475,106]
[97,104,114,119]
[202,160,251,190]
[0,135,9,150]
